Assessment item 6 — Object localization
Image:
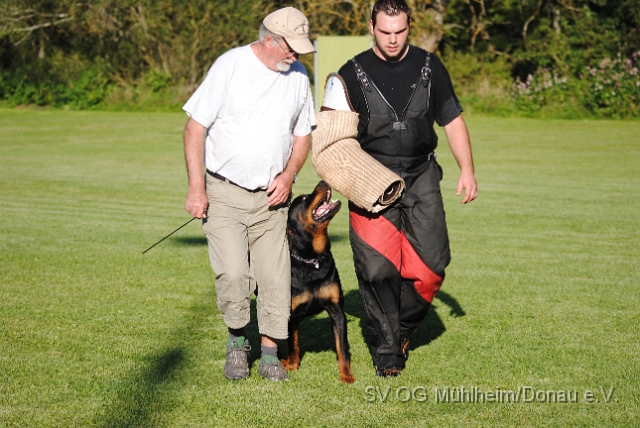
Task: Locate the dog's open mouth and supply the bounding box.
[312,188,341,222]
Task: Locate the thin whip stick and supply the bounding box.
[142,217,198,254]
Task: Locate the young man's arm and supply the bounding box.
[443,115,478,204]
[183,117,209,218]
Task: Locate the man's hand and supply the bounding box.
[185,188,209,218]
[457,169,478,204]
[267,171,294,206]
[267,133,310,206]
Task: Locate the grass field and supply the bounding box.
[1,109,638,427]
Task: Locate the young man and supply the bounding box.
[182,7,316,381]
[337,0,478,377]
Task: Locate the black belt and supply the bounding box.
[207,170,264,192]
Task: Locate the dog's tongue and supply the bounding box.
[315,202,332,218]
[313,189,339,220]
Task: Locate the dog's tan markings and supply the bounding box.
[282,329,301,370]
[291,290,313,312]
[303,194,319,229]
[312,232,327,253]
[300,192,331,253]
[317,283,341,304]
[334,334,355,384]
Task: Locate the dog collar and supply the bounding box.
[291,253,320,269]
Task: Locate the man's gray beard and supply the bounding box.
[276,60,292,72]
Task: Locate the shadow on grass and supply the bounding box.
[328,232,348,243]
[239,295,336,370]
[94,287,218,427]
[172,232,345,247]
[95,348,186,427]
[436,289,466,318]
[277,315,348,367]
[342,288,466,364]
[172,236,207,247]
[248,289,354,370]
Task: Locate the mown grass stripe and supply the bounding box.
[1,110,638,426]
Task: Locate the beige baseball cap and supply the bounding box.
[263,7,316,55]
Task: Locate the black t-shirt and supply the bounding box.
[338,45,463,129]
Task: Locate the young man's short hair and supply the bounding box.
[371,0,411,27]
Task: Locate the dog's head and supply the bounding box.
[288,181,341,254]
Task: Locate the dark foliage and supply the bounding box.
[1,0,638,116]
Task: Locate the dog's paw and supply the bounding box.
[340,372,356,384]
[280,357,300,371]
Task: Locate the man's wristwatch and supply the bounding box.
[285,170,298,183]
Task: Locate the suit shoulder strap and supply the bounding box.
[421,52,432,87]
[350,58,372,92]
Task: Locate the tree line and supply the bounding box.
[1,0,639,117]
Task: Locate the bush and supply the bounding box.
[443,51,516,116]
[508,52,640,119]
[510,68,570,113]
[65,67,112,109]
[100,71,188,112]
[580,52,640,119]
[0,57,111,110]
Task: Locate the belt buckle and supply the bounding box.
[392,121,408,131]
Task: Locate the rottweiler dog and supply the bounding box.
[281,181,355,384]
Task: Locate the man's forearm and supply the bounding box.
[444,115,474,173]
[183,118,209,217]
[283,134,311,178]
[184,118,207,190]
[443,115,478,204]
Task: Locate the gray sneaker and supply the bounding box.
[258,355,289,382]
[224,337,251,380]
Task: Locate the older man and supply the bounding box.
[182,7,316,381]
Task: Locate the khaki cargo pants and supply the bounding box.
[203,173,291,340]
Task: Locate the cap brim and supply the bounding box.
[285,37,316,55]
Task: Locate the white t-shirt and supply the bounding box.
[183,43,316,190]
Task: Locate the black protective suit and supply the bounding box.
[338,46,463,370]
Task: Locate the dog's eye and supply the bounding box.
[302,196,307,200]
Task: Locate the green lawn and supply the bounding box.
[1,109,638,427]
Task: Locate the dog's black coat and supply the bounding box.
[282,181,355,384]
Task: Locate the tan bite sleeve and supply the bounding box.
[311,109,405,213]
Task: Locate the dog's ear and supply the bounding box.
[286,227,294,245]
